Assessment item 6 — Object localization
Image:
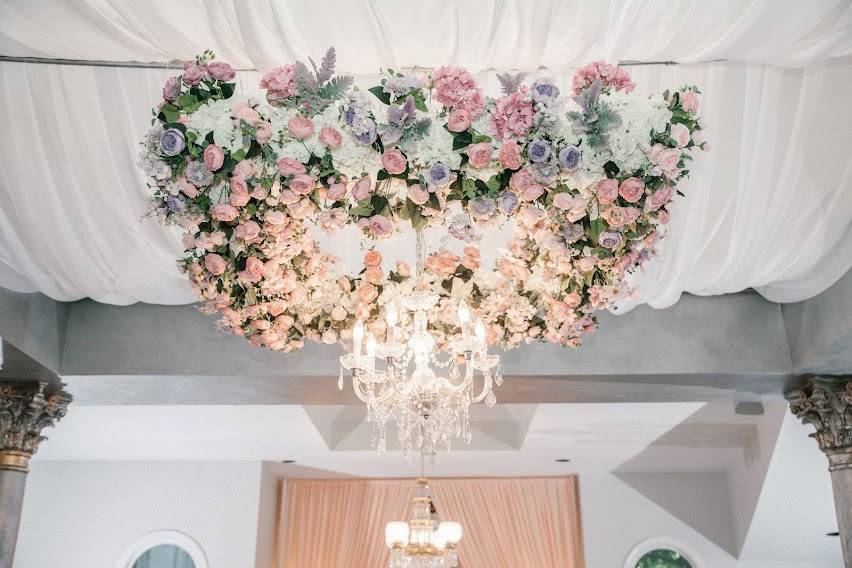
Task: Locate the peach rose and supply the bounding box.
[364,250,383,267]
[331,306,348,321]
[382,149,408,175]
[245,256,264,279]
[467,142,493,168]
[337,276,351,292]
[564,292,582,308]
[204,253,227,276]
[287,116,315,139]
[356,282,378,304]
[395,261,411,277]
[447,109,471,132]
[318,126,342,149]
[365,266,383,284]
[326,182,347,201]
[234,220,261,242]
[618,177,645,203]
[177,177,198,198]
[211,203,239,222]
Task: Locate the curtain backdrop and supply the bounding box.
[1,0,850,70]
[0,59,849,307]
[277,477,584,568]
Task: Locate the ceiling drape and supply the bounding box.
[277,477,584,568]
[0,58,849,306]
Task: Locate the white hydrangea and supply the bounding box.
[330,135,381,180]
[188,98,242,151]
[603,91,672,172]
[402,116,462,170]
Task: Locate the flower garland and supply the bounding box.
[141,48,708,353]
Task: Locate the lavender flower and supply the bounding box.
[497,190,518,215]
[426,162,451,186]
[558,146,582,171]
[527,139,551,163]
[599,230,622,249]
[531,80,560,105]
[159,128,186,156]
[561,223,584,244]
[383,76,421,99]
[352,124,377,145]
[468,198,497,219]
[185,160,214,187]
[532,161,559,185]
[165,194,186,214]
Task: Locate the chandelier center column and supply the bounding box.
[0,381,72,568]
[785,376,852,566]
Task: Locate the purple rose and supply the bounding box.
[426,162,451,186]
[599,230,622,249]
[561,223,584,244]
[468,198,496,219]
[165,194,186,214]
[532,161,559,184]
[162,76,180,102]
[527,139,551,163]
[182,61,208,86]
[497,190,518,215]
[558,146,582,171]
[531,80,560,104]
[207,61,235,82]
[159,128,186,156]
[352,124,377,145]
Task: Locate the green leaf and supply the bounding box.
[220,83,235,99]
[587,218,606,242]
[368,86,391,105]
[603,161,620,179]
[452,130,473,151]
[160,104,181,123]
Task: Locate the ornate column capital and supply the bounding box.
[785,376,852,471]
[0,381,72,472]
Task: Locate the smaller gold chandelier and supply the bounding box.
[385,477,462,568]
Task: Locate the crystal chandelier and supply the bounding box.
[385,475,462,568]
[339,230,501,458]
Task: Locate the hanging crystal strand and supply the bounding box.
[338,367,344,391]
[415,228,426,286]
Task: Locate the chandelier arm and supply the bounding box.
[352,379,396,405]
[470,365,493,403]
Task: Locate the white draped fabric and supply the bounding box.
[0,0,851,307]
[1,0,851,70]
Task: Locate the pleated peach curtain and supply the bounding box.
[276,477,584,568]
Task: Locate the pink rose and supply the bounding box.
[337,276,351,292]
[467,142,493,168]
[287,116,314,139]
[521,183,544,202]
[670,123,690,148]
[381,149,408,175]
[278,158,306,179]
[498,140,522,170]
[230,184,250,207]
[577,256,596,273]
[407,184,429,205]
[679,91,700,114]
[255,122,272,145]
[279,189,300,205]
[646,186,673,211]
[564,292,582,308]
[552,193,588,222]
[356,282,378,304]
[207,61,235,81]
[264,210,287,226]
[211,203,239,222]
[287,199,315,220]
[245,256,264,279]
[232,160,253,181]
[595,179,619,204]
[289,174,316,195]
[177,177,198,198]
[618,177,645,203]
[509,169,535,194]
[657,148,681,172]
[318,126,342,149]
[182,61,208,86]
[447,109,472,132]
[204,253,226,276]
[326,182,347,201]
[352,176,372,202]
[259,65,297,101]
[232,102,260,125]
[368,215,394,238]
[396,261,411,277]
[364,266,383,284]
[234,220,261,242]
[162,76,180,101]
[203,144,225,171]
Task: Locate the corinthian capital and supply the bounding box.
[786,377,852,470]
[0,381,72,471]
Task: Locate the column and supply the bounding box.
[0,381,71,568]
[786,377,852,567]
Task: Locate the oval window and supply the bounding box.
[131,544,196,568]
[635,548,693,568]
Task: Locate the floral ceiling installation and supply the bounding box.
[140,48,707,357]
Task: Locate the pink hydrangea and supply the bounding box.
[259,64,297,101]
[431,66,485,117]
[571,61,635,95]
[490,91,533,140]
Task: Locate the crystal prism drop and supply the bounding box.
[338,368,344,391]
[484,390,496,407]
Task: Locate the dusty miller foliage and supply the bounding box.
[288,47,353,113]
[567,79,623,148]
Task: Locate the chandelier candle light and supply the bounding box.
[340,229,501,458]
